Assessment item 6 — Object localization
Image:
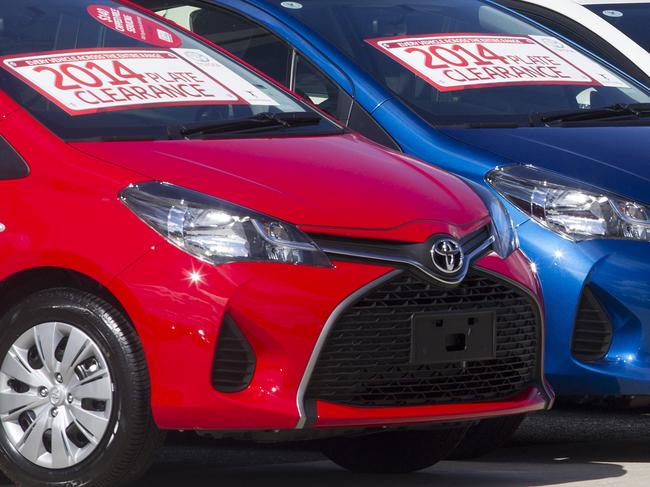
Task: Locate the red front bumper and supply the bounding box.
[110,242,553,432]
[316,387,549,429]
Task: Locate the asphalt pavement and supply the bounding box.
[2,406,650,486]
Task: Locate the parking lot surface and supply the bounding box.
[3,407,650,486]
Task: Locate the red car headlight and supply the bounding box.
[120,181,331,267]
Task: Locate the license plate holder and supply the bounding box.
[411,311,496,364]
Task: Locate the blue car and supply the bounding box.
[139,0,650,449]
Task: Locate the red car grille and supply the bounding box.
[305,270,540,408]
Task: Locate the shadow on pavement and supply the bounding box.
[134,438,628,487]
[0,454,629,487]
[0,407,646,486]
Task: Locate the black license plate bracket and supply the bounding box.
[411,311,496,364]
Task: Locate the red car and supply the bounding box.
[0,1,551,486]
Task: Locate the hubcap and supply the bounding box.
[0,322,114,469]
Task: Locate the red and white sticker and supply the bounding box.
[530,36,628,88]
[1,49,246,115]
[88,5,182,48]
[174,49,279,106]
[366,33,625,92]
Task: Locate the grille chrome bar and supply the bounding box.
[313,226,496,286]
[295,270,402,429]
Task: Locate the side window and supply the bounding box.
[153,2,392,143]
[348,102,401,151]
[157,4,292,86]
[0,135,29,180]
[292,55,348,118]
[152,6,198,30]
[155,3,353,121]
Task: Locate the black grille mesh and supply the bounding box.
[305,270,540,408]
[572,287,612,362]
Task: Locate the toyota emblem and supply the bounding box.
[431,238,464,274]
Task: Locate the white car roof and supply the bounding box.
[576,0,650,5]
[514,0,650,77]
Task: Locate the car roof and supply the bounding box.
[575,0,650,4]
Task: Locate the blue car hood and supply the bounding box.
[441,127,650,205]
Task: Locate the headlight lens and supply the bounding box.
[461,177,519,258]
[487,165,650,242]
[121,182,331,267]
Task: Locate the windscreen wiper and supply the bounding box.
[532,103,650,126]
[169,112,323,139]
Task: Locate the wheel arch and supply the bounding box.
[0,267,131,325]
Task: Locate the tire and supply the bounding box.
[448,414,525,460]
[0,288,164,487]
[322,428,467,474]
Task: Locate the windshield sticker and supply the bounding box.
[366,34,618,92]
[173,49,279,106]
[531,36,629,88]
[88,5,182,48]
[1,49,246,116]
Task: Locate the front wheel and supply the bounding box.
[322,428,467,474]
[0,289,164,487]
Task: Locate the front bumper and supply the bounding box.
[518,219,650,396]
[110,243,551,431]
[314,387,549,428]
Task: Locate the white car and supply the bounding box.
[500,0,650,84]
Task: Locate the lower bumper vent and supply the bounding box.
[572,287,613,362]
[212,315,256,393]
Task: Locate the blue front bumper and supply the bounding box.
[519,220,650,396]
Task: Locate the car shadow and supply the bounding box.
[132,439,629,487]
[0,442,631,487]
[0,408,647,486]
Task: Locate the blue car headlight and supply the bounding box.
[461,177,519,259]
[487,165,650,242]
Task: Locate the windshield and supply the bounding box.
[586,3,650,52]
[269,0,650,126]
[0,0,339,141]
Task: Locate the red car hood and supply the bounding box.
[71,133,488,238]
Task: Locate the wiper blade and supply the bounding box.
[170,112,322,139]
[532,103,650,125]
